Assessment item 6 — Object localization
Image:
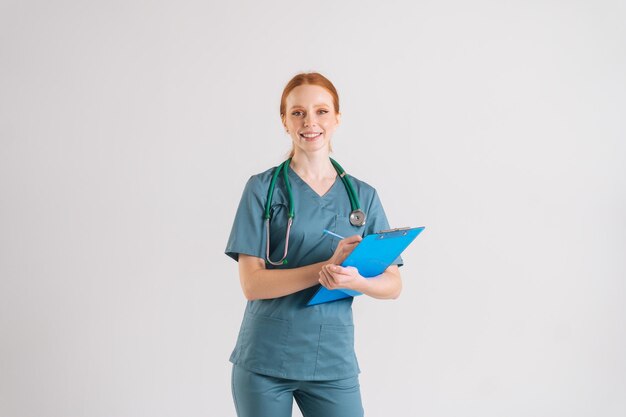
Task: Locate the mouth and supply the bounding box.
[299,132,322,141]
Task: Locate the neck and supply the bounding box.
[290,151,336,181]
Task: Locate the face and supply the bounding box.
[282,84,341,156]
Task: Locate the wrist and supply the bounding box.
[353,275,370,293]
[325,255,339,267]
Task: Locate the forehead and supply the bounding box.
[285,85,334,109]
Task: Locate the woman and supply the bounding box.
[225,72,402,417]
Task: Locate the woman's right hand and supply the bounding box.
[327,235,362,266]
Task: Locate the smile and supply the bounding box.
[299,132,322,140]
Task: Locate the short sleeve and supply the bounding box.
[225,176,266,262]
[364,190,404,267]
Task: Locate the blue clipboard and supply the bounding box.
[307,227,425,306]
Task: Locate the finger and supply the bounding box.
[325,264,345,274]
[320,275,333,289]
[340,242,360,254]
[342,242,360,250]
[335,265,357,274]
[340,235,362,244]
[324,268,335,285]
[318,271,328,287]
[327,265,343,274]
[325,265,345,279]
[319,268,331,282]
[320,268,337,287]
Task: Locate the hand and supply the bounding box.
[319,265,365,292]
[327,235,362,266]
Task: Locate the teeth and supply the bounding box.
[301,133,321,138]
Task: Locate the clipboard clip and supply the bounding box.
[375,227,412,238]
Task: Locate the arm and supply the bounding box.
[238,235,362,301]
[318,264,403,300]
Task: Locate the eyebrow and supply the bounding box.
[288,103,331,110]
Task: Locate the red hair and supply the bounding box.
[280,72,340,158]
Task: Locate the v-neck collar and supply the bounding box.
[288,165,340,199]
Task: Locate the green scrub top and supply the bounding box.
[225,164,402,381]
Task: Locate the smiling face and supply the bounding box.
[282,84,341,157]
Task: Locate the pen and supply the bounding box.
[322,229,345,240]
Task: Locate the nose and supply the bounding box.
[304,112,317,127]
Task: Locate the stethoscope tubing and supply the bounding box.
[330,158,359,210]
[264,158,364,265]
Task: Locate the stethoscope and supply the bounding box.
[265,158,366,265]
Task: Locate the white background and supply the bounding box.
[1,1,625,416]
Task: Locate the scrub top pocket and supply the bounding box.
[236,312,290,376]
[314,323,359,379]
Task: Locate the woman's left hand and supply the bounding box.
[318,264,365,292]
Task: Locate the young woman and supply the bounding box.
[225,72,402,417]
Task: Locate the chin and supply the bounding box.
[296,143,330,155]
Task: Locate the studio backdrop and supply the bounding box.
[1,1,625,416]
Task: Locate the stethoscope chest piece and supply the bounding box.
[349,209,366,227]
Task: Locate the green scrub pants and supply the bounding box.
[231,365,364,417]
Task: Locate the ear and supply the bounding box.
[335,112,342,126]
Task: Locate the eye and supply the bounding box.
[318,109,329,115]
[291,111,303,117]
